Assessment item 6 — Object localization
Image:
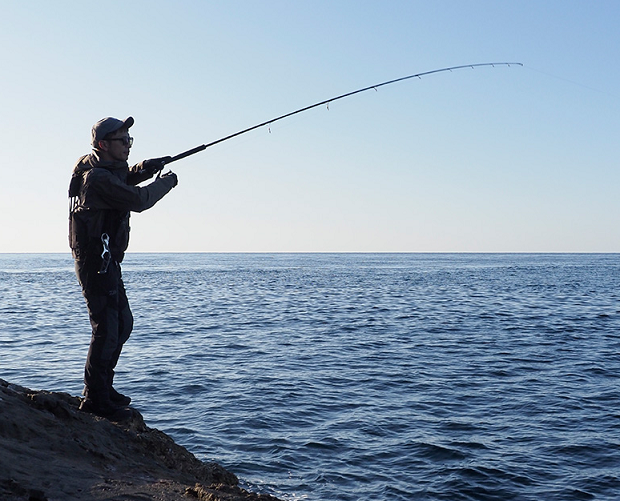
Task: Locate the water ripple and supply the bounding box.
[2,253,620,500]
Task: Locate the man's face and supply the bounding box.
[100,130,133,162]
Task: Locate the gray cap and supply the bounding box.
[91,116,134,147]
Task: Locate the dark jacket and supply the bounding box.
[69,152,176,264]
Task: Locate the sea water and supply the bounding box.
[1,253,619,501]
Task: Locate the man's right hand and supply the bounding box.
[141,156,172,176]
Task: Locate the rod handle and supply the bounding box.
[164,144,208,165]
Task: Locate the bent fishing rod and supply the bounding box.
[163,62,522,165]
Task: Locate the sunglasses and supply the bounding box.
[107,136,134,146]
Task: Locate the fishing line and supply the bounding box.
[523,64,617,100]
[164,62,522,165]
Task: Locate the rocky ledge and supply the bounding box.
[0,379,282,501]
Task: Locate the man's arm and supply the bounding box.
[91,168,178,213]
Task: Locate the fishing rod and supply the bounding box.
[163,62,522,165]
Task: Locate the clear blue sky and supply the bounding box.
[1,1,618,252]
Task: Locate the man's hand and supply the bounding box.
[141,156,172,176]
[161,171,178,187]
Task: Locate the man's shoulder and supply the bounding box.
[85,164,125,182]
[81,168,128,199]
[83,166,112,185]
[86,165,112,176]
[76,154,126,178]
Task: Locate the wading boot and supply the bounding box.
[110,387,131,406]
[80,392,133,422]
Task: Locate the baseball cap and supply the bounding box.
[91,116,134,147]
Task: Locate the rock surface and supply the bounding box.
[0,379,282,501]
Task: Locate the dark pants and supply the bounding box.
[75,258,133,402]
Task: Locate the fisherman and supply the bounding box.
[69,116,178,420]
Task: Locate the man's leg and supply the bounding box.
[76,258,133,420]
[83,290,121,407]
[108,280,133,405]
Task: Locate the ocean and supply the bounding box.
[1,253,619,500]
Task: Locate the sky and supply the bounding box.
[1,0,618,253]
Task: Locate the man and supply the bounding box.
[69,116,178,420]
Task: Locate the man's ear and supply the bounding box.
[97,139,109,151]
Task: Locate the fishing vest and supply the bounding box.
[69,161,131,264]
